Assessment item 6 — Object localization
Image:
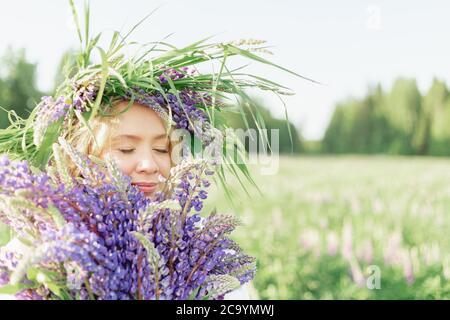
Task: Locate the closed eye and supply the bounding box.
[154,148,169,153]
[119,148,135,154]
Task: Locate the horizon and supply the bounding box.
[1,0,448,140]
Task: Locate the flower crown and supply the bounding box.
[34,67,217,148]
[0,3,315,199]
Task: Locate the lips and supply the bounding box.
[132,182,158,193]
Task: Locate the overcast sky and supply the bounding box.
[1,0,448,139]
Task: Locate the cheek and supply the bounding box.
[104,151,135,176]
[115,158,135,176]
[155,154,171,178]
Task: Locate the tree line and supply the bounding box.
[323,78,450,156]
[0,48,45,129]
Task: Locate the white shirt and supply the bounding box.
[224,282,252,300]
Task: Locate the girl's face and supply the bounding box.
[101,101,172,199]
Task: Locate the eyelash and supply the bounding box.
[118,148,168,154]
[119,149,135,154]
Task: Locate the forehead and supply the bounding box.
[112,101,168,140]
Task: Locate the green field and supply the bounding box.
[1,155,449,299]
[208,155,450,299]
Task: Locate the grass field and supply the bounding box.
[1,155,449,299]
[207,155,450,299]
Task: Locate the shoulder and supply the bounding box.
[223,282,253,300]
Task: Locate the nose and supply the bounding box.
[135,153,159,175]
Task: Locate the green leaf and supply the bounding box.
[108,31,120,54]
[34,117,64,169]
[68,0,83,45]
[119,8,160,50]
[151,35,216,66]
[226,44,320,84]
[88,46,109,121]
[30,268,70,299]
[26,267,39,282]
[21,104,40,157]
[0,283,38,295]
[108,67,127,88]
[48,205,67,230]
[187,286,201,300]
[84,0,90,51]
[74,109,98,149]
[0,222,11,246]
[46,281,63,298]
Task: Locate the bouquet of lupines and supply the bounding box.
[0,137,255,300]
[0,1,314,300]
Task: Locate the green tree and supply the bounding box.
[381,78,422,154]
[322,103,345,153]
[323,80,427,155]
[0,47,44,129]
[427,79,450,155]
[323,86,387,154]
[226,98,304,154]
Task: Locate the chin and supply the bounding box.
[144,192,154,199]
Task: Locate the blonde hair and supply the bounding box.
[58,101,176,178]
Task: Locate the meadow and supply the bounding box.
[1,155,449,299]
[207,155,450,299]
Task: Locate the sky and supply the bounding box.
[0,0,449,140]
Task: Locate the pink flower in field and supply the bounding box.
[349,197,361,214]
[371,198,384,214]
[326,231,339,256]
[402,251,415,285]
[349,258,365,288]
[341,220,353,261]
[357,240,374,264]
[383,231,403,266]
[298,229,321,255]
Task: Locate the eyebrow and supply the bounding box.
[112,133,169,141]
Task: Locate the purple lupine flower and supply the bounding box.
[158,66,192,84]
[71,80,97,112]
[33,96,71,146]
[341,220,353,261]
[123,86,213,143]
[32,79,97,148]
[0,146,255,300]
[0,269,9,287]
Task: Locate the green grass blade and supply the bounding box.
[226,44,321,84]
[68,0,83,45]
